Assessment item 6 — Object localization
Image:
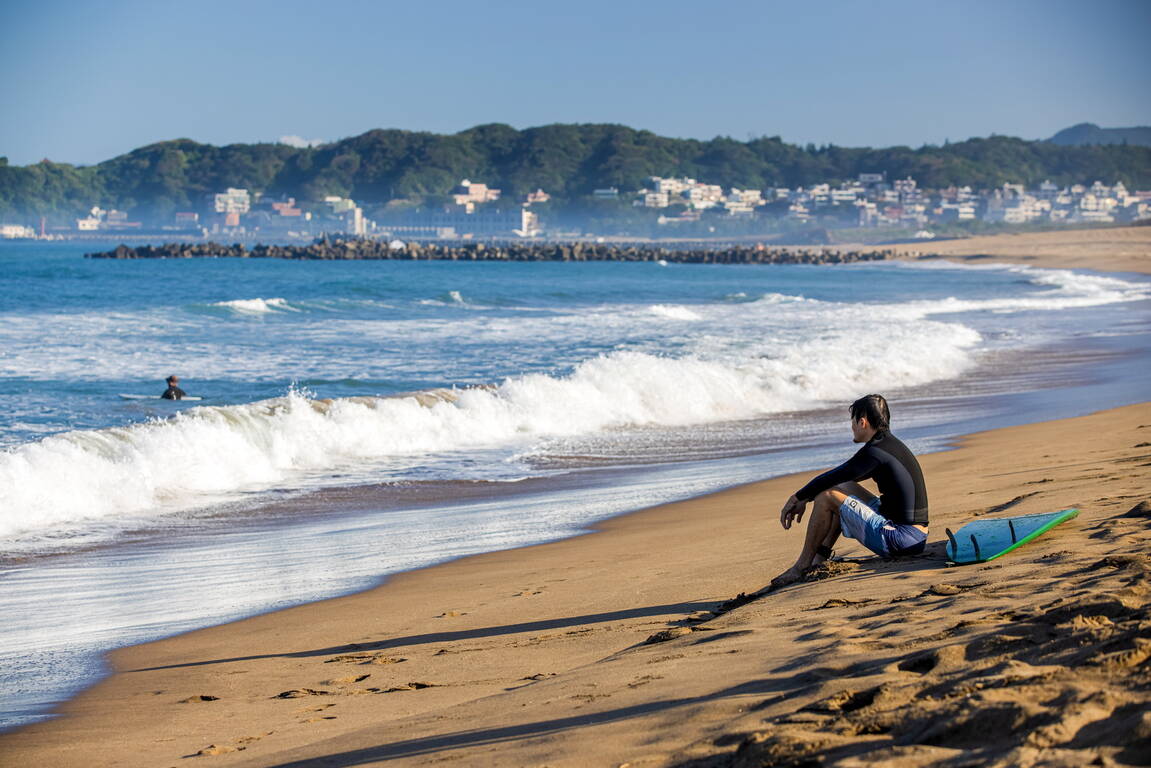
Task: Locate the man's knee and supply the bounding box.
[814,488,849,514]
[817,487,852,506]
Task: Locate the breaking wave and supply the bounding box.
[1,261,1146,547]
[209,297,298,314]
[0,315,977,544]
[648,304,702,320]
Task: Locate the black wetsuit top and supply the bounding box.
[161,386,186,400]
[794,429,929,525]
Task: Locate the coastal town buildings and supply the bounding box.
[21,174,1151,241]
[634,174,1151,230]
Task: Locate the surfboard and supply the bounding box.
[945,509,1079,565]
[118,394,204,401]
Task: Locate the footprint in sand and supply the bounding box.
[810,598,874,610]
[921,582,984,597]
[325,653,407,665]
[323,674,371,685]
[643,627,694,644]
[274,688,332,699]
[178,694,220,703]
[192,744,242,756]
[373,681,444,693]
[627,675,664,688]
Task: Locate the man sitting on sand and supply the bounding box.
[772,394,928,587]
[160,375,187,400]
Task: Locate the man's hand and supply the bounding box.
[779,494,807,530]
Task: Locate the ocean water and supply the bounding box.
[1,241,1149,730]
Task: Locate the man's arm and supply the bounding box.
[793,449,878,503]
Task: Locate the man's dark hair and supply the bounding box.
[167,375,179,385]
[850,394,890,430]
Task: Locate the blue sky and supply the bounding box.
[2,0,1149,166]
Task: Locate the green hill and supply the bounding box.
[1048,123,1151,148]
[3,124,1150,223]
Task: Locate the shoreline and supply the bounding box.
[3,322,1148,740]
[1,403,1149,766]
[2,232,1150,765]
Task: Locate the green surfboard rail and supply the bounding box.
[945,508,1079,565]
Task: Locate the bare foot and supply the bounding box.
[769,566,804,589]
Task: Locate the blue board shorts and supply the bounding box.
[838,496,927,557]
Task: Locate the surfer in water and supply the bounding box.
[771,394,929,588]
[161,375,187,400]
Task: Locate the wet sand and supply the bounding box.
[2,230,1149,767]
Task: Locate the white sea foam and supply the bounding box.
[417,290,467,307]
[757,291,812,305]
[896,266,1150,318]
[0,307,979,546]
[211,297,297,314]
[1,262,1147,546]
[648,304,702,320]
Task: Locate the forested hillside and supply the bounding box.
[3,124,1149,222]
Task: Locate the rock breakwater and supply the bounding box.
[86,239,893,265]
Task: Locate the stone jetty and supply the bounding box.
[85,239,894,265]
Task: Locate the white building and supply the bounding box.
[893,178,920,202]
[684,184,723,209]
[214,188,251,214]
[640,191,670,208]
[652,177,693,196]
[856,200,879,226]
[324,196,356,214]
[728,188,764,205]
[452,180,501,212]
[984,195,1045,224]
[1036,180,1060,200]
[830,186,862,204]
[0,224,35,238]
[937,202,977,221]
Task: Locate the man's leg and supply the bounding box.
[771,482,877,588]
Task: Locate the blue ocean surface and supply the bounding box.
[0,240,1149,730]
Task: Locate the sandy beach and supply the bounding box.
[887,224,1151,275]
[1,229,1149,767]
[3,402,1148,768]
